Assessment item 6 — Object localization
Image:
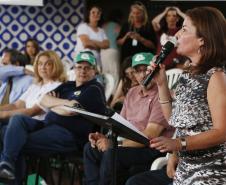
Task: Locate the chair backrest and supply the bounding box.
[150,129,177,171]
[166,68,183,89]
[103,73,115,101]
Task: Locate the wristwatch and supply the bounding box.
[180,137,187,151]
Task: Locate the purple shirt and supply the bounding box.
[120,84,174,138]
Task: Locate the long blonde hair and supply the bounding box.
[33,50,67,84]
[128,2,149,27]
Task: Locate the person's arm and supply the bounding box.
[0,99,26,112]
[110,80,124,108]
[151,71,226,152]
[0,100,41,119]
[79,34,109,50]
[184,71,226,150]
[79,34,100,50]
[116,23,132,46]
[152,64,172,120]
[0,65,25,81]
[0,103,43,119]
[92,39,109,49]
[39,93,78,109]
[117,32,132,46]
[167,152,178,178]
[130,32,155,49]
[173,7,186,19]
[152,7,170,32]
[122,122,165,147]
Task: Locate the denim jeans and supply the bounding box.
[83,142,164,185]
[125,167,173,185]
[0,114,78,185]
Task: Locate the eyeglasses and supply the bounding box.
[74,66,94,72]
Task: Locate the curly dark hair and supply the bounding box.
[84,5,104,27]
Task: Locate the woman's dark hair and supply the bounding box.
[84,5,104,27]
[160,7,183,33]
[121,56,133,95]
[24,38,40,63]
[4,48,29,67]
[186,7,226,74]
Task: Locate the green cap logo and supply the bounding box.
[74,52,96,66]
[132,52,154,67]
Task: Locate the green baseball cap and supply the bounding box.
[74,52,96,66]
[132,52,154,67]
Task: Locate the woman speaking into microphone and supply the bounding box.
[148,6,226,185]
[127,7,226,185]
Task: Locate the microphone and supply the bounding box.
[142,38,177,87]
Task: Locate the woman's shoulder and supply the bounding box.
[207,67,226,89]
[207,68,226,100]
[78,22,87,27]
[77,22,88,30]
[207,67,226,76]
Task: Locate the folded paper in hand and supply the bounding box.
[60,105,149,145]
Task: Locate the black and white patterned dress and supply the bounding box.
[169,68,226,185]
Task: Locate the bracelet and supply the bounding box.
[158,97,172,104]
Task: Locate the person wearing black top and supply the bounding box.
[0,52,107,184]
[117,2,156,66]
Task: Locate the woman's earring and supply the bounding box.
[197,48,201,54]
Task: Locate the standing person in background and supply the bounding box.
[152,6,185,69]
[101,9,123,87]
[24,38,40,65]
[75,5,109,72]
[149,7,226,185]
[117,1,156,66]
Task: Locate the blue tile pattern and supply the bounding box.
[0,0,83,62]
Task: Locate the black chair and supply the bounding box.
[24,150,84,185]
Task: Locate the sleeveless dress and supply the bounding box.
[169,68,226,185]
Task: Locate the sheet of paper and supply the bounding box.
[59,105,109,120]
[111,112,148,139]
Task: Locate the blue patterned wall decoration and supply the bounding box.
[0,0,84,62]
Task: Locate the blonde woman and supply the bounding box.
[117,1,156,64]
[0,50,67,122]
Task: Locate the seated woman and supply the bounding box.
[0,51,107,184]
[110,56,138,112]
[0,50,67,123]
